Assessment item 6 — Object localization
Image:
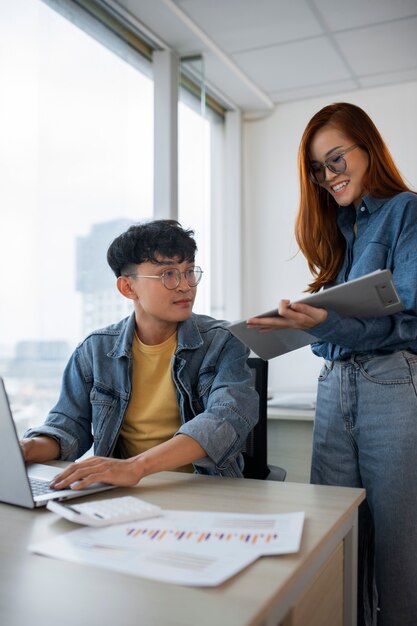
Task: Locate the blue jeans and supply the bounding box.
[311,351,417,626]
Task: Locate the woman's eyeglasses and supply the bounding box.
[309,144,360,184]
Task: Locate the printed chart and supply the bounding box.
[125,526,279,545]
[30,509,305,586]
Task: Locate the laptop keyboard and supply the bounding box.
[30,477,57,496]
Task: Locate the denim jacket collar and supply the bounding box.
[108,313,136,359]
[108,312,204,359]
[177,316,205,351]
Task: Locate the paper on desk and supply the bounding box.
[29,510,305,587]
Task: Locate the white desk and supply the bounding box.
[0,471,364,626]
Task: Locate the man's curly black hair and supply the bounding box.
[107,219,197,277]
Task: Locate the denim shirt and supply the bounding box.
[24,313,258,477]
[309,192,417,360]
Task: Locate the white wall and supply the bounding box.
[242,80,417,393]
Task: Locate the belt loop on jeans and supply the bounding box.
[335,353,359,367]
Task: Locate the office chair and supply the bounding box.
[243,357,287,481]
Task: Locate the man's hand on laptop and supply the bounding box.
[20,436,60,463]
[49,456,143,489]
[49,435,205,489]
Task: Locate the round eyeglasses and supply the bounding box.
[125,266,203,290]
[309,144,360,184]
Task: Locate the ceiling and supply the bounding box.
[111,0,417,113]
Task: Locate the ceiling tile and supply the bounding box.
[112,0,417,111]
[270,79,358,103]
[359,67,417,88]
[233,37,352,92]
[335,17,417,75]
[176,0,323,51]
[313,0,417,32]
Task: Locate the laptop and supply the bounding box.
[0,377,116,508]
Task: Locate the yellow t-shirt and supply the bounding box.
[117,331,193,472]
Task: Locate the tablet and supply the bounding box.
[289,268,402,317]
[228,269,403,360]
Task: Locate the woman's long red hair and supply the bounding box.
[296,102,411,292]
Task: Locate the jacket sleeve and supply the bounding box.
[176,331,259,475]
[23,347,94,460]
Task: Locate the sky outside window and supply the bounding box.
[0,0,154,349]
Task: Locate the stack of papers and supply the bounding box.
[30,509,305,586]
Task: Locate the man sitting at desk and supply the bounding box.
[21,219,257,489]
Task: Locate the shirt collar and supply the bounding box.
[338,194,387,229]
[359,194,386,214]
[109,312,204,358]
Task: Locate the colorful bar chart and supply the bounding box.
[125,526,279,545]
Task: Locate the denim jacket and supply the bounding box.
[310,192,417,360]
[24,312,258,477]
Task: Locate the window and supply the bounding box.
[178,71,225,317]
[179,100,211,314]
[0,0,153,434]
[1,0,227,437]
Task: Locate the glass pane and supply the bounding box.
[0,0,153,434]
[178,99,212,315]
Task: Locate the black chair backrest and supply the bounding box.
[242,357,270,479]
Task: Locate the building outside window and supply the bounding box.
[0,0,153,434]
[1,0,223,435]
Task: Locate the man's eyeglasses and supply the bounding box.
[125,267,203,290]
[309,144,360,184]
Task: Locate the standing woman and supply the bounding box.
[248,102,417,625]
